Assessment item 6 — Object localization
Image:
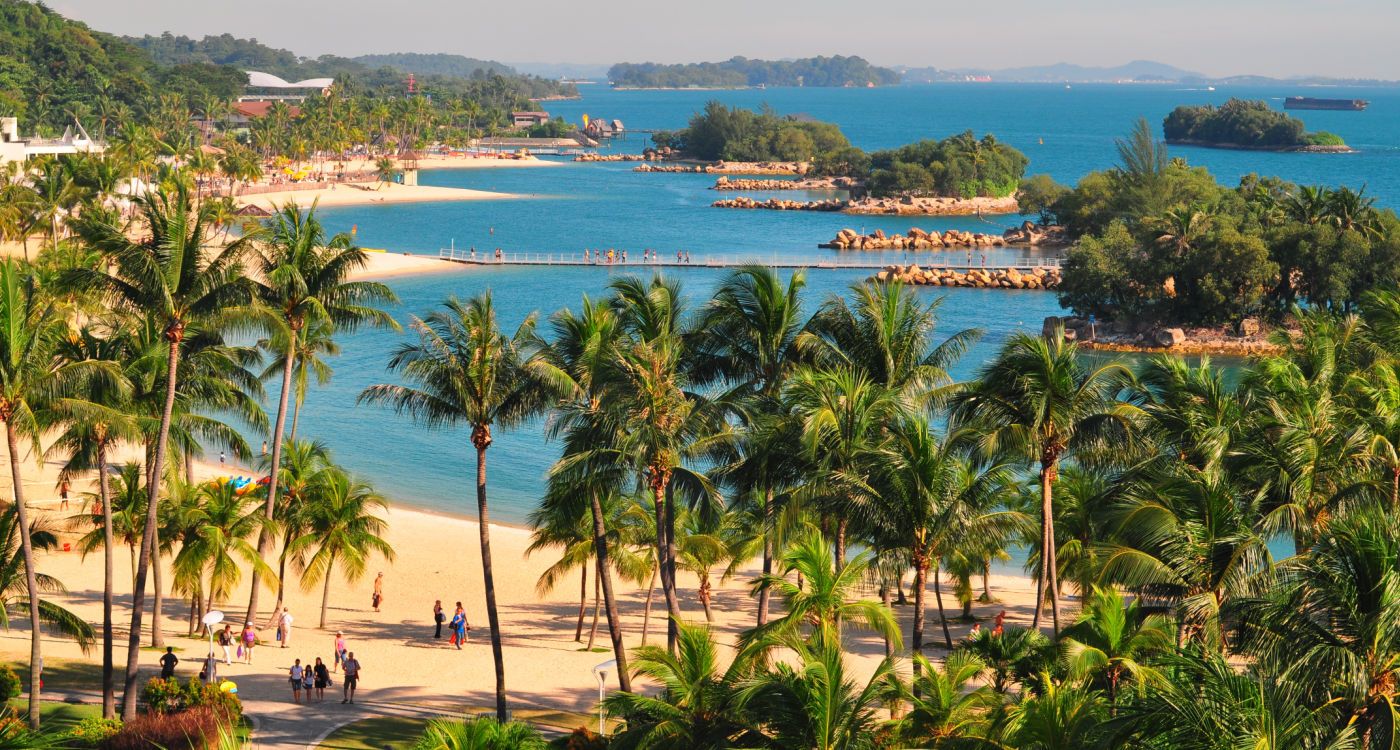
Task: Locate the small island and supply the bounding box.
[645,103,1028,215]
[607,55,900,89]
[1162,98,1351,152]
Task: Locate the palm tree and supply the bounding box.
[47,323,139,718]
[603,620,757,750]
[171,479,273,617]
[1230,505,1400,746]
[959,625,1053,695]
[244,200,398,626]
[1059,586,1171,707]
[1004,680,1107,749]
[875,418,1014,658]
[361,292,545,720]
[744,530,901,652]
[950,326,1139,635]
[292,467,394,628]
[67,180,257,719]
[691,266,808,628]
[894,652,998,748]
[265,439,333,606]
[0,259,96,728]
[409,717,549,750]
[735,631,898,750]
[258,317,338,444]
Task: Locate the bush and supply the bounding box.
[555,727,609,749]
[140,677,242,724]
[65,716,124,748]
[411,717,548,750]
[100,705,223,750]
[0,665,20,705]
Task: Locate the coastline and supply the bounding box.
[234,181,520,211]
[349,250,469,280]
[1165,138,1355,154]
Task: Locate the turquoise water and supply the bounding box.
[284,83,1400,526]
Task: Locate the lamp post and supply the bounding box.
[201,611,224,684]
[591,659,616,736]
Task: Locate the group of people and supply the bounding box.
[432,600,471,647]
[285,632,361,704]
[581,249,693,264]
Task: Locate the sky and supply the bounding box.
[49,0,1400,79]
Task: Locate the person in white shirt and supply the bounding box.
[280,609,294,648]
[289,660,304,704]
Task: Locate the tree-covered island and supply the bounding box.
[1162,98,1349,151]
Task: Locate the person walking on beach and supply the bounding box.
[159,647,178,679]
[279,609,293,647]
[433,600,445,638]
[448,602,469,649]
[313,657,330,702]
[340,652,361,704]
[261,440,267,457]
[333,631,347,672]
[241,623,257,663]
[302,658,314,697]
[372,573,384,612]
[218,625,233,664]
[58,480,70,511]
[289,660,304,704]
[219,451,226,466]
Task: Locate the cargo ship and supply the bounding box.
[1283,96,1368,111]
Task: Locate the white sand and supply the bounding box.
[235,181,516,212]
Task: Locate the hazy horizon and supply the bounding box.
[48,0,1400,80]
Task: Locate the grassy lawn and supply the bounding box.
[7,699,104,730]
[317,715,427,750]
[5,657,104,693]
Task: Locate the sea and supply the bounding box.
[269,83,1399,539]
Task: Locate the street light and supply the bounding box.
[591,659,616,736]
[201,611,224,684]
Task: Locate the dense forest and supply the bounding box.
[1049,120,1398,326]
[352,52,515,78]
[609,55,900,88]
[1162,98,1345,148]
[0,0,574,135]
[654,102,853,162]
[865,133,1028,198]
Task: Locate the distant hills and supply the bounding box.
[608,56,901,88]
[352,53,514,78]
[900,59,1399,85]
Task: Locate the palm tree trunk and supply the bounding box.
[980,563,993,603]
[933,562,954,650]
[588,490,630,691]
[1032,463,1051,634]
[912,550,927,679]
[641,562,656,647]
[586,564,601,650]
[574,565,586,642]
[834,517,848,572]
[881,585,893,659]
[122,339,180,721]
[756,487,773,628]
[150,534,164,648]
[98,441,116,719]
[1044,460,1061,637]
[6,422,44,730]
[698,574,714,623]
[319,560,334,628]
[247,336,296,626]
[653,477,681,654]
[474,439,509,721]
[289,396,304,443]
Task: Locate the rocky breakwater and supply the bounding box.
[1002,221,1070,246]
[844,195,1019,216]
[713,196,846,212]
[712,175,857,191]
[822,227,1006,250]
[636,160,809,175]
[575,147,680,162]
[872,264,1061,290]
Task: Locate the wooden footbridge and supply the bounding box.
[438,248,1063,272]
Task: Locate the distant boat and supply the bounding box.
[1284,96,1368,111]
[1207,86,1216,91]
[1064,84,1071,90]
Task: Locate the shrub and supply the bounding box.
[556,727,608,749]
[140,677,242,723]
[65,716,123,748]
[100,705,223,750]
[410,717,548,750]
[0,666,20,705]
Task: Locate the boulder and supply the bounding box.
[1152,328,1187,348]
[1237,318,1261,337]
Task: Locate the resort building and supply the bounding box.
[511,111,552,128]
[0,117,104,164]
[240,71,334,103]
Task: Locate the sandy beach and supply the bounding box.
[349,251,468,280]
[234,181,518,212]
[0,449,1044,721]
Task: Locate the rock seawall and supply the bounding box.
[712,176,856,191]
[846,195,1018,216]
[872,264,1061,290]
[637,161,809,175]
[713,196,846,211]
[824,222,1068,250]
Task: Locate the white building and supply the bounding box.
[0,118,105,164]
[240,71,334,103]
